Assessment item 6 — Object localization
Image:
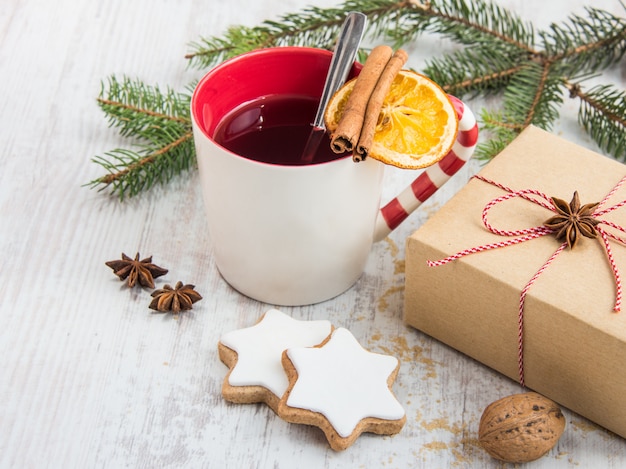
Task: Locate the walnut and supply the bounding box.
[478,392,566,463]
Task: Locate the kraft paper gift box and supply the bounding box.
[404,125,626,438]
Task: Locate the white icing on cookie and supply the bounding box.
[285,327,405,438]
[219,309,332,398]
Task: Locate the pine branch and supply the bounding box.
[96,76,191,135]
[475,108,518,159]
[185,0,407,69]
[474,61,565,159]
[423,46,526,97]
[88,132,195,199]
[87,77,195,199]
[540,7,626,75]
[568,82,626,161]
[421,0,536,51]
[419,1,624,159]
[507,62,564,128]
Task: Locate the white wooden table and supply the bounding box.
[1,0,625,467]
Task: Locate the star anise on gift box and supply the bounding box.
[105,252,168,288]
[149,281,202,314]
[544,191,600,249]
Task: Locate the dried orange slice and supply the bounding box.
[324,70,458,169]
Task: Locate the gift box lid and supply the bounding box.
[413,125,626,343]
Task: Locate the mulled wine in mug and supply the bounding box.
[191,46,477,306]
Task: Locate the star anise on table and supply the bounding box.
[105,252,168,288]
[149,281,202,314]
[544,191,600,249]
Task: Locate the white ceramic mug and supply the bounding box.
[191,47,478,305]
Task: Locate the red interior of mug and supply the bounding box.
[191,47,362,140]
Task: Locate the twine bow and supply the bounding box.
[428,174,626,388]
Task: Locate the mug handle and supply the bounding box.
[373,96,479,242]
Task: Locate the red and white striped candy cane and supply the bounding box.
[373,96,478,242]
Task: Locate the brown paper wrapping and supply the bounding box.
[404,126,626,438]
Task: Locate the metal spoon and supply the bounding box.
[300,12,367,163]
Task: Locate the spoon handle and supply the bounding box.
[312,12,367,130]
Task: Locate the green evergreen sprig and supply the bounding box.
[90,0,626,199]
[570,82,626,160]
[185,5,351,67]
[470,5,625,159]
[87,77,194,199]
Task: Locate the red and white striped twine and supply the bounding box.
[374,96,478,242]
[427,174,626,388]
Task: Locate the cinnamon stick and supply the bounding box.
[355,49,408,161]
[330,45,393,154]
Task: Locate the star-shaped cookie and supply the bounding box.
[279,327,406,451]
[218,309,333,413]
